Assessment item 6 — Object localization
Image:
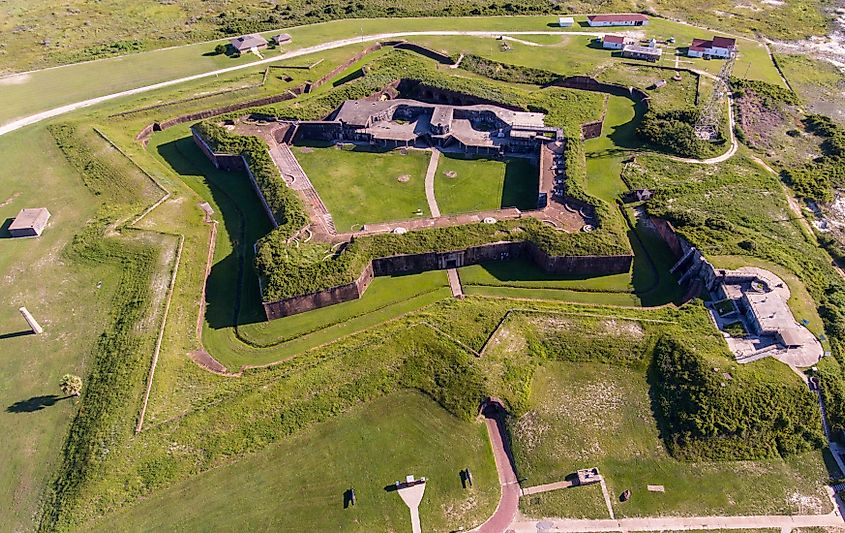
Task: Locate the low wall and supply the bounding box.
[550,76,650,111]
[295,121,343,141]
[191,128,278,227]
[262,240,633,319]
[263,263,374,319]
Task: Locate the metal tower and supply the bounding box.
[694,55,735,141]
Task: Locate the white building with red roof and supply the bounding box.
[587,13,649,27]
[687,35,737,58]
[601,35,627,49]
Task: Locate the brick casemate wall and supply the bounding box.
[262,240,633,320]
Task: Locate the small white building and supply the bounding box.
[687,36,737,58]
[8,208,51,237]
[602,35,626,50]
[557,17,574,27]
[271,33,292,46]
[587,13,649,27]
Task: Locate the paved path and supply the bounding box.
[520,480,573,496]
[397,482,426,533]
[472,408,520,533]
[597,478,615,519]
[669,92,738,165]
[510,512,845,532]
[424,148,442,218]
[0,30,619,137]
[447,268,463,298]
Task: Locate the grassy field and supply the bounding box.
[0,125,114,532]
[508,361,833,517]
[434,154,538,214]
[776,53,845,125]
[1,16,787,127]
[520,482,610,519]
[86,391,499,532]
[292,144,431,231]
[0,120,175,531]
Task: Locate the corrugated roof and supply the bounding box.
[588,13,649,22]
[711,36,737,49]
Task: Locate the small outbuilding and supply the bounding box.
[622,44,662,62]
[8,208,51,237]
[602,35,627,50]
[230,33,269,54]
[272,33,293,45]
[587,13,649,27]
[557,17,575,27]
[687,36,737,58]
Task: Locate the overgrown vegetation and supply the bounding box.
[458,54,559,86]
[784,114,845,201]
[637,108,708,159]
[731,78,801,108]
[651,335,824,459]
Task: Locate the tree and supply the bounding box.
[60,374,83,397]
[214,43,227,55]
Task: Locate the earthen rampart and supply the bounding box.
[262,240,633,319]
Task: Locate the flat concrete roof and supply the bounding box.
[9,208,50,230]
[335,99,546,129]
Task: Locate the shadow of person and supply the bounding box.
[6,395,69,413]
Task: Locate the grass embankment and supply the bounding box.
[32,123,175,531]
[434,154,539,215]
[509,358,831,518]
[87,391,498,532]
[148,126,454,369]
[292,144,431,231]
[0,125,146,532]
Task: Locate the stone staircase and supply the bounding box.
[270,142,336,236]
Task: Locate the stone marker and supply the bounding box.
[19,307,43,334]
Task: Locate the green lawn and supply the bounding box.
[520,483,610,519]
[0,121,175,531]
[86,391,499,532]
[434,154,538,215]
[293,145,431,231]
[509,361,833,517]
[459,259,632,292]
[238,270,450,346]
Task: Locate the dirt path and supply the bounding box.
[424,148,442,218]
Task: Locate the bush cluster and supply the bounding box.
[731,77,801,108]
[651,335,825,460]
[785,114,845,201]
[637,108,707,159]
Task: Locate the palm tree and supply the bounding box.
[59,374,83,397]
